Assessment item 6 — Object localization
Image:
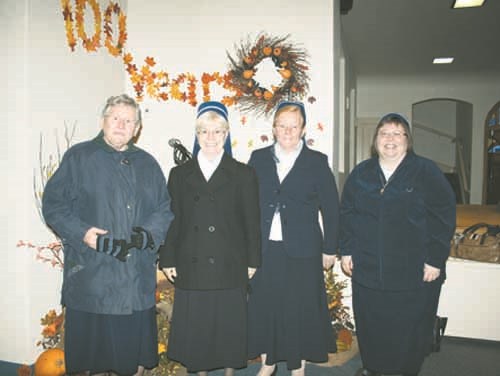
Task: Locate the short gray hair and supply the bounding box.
[101,94,142,126]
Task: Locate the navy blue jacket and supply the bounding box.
[42,133,173,314]
[249,144,340,258]
[340,152,456,291]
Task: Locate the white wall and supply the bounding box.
[2,0,339,364]
[2,0,125,363]
[413,100,457,170]
[356,74,500,203]
[125,0,335,174]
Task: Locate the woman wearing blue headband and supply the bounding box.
[339,113,456,376]
[159,101,261,376]
[247,101,340,375]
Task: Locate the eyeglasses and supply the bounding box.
[275,124,302,132]
[197,128,226,137]
[378,131,407,139]
[106,115,137,127]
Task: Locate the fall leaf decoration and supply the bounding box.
[37,309,65,350]
[103,2,127,57]
[324,268,354,351]
[75,0,102,52]
[61,0,76,51]
[227,33,310,117]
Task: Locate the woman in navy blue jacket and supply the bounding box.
[247,101,340,376]
[340,113,456,376]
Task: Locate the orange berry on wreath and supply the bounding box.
[262,46,272,56]
[279,69,292,79]
[242,70,254,79]
[273,47,282,56]
[263,90,273,100]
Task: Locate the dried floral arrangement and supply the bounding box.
[324,269,355,351]
[227,33,310,117]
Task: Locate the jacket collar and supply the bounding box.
[185,152,233,191]
[93,131,139,154]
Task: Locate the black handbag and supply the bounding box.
[431,316,448,352]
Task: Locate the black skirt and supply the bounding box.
[64,306,158,375]
[247,241,336,371]
[352,280,442,374]
[167,286,248,372]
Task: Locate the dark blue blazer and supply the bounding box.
[340,152,456,290]
[249,144,340,258]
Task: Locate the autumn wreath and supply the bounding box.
[227,33,310,117]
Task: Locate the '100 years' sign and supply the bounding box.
[60,0,310,116]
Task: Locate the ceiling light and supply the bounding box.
[433,57,454,64]
[452,0,485,9]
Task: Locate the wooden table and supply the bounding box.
[456,204,500,231]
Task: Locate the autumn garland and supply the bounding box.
[75,0,102,52]
[227,33,310,117]
[62,0,127,56]
[103,2,127,57]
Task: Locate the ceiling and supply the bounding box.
[340,0,500,77]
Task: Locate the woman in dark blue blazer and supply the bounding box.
[247,101,340,376]
[340,113,456,376]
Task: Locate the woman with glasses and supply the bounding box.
[159,101,261,376]
[247,101,340,376]
[339,113,456,376]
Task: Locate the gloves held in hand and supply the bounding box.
[129,226,155,250]
[96,235,129,262]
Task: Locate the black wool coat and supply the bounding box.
[159,153,261,290]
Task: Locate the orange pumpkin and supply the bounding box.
[34,348,65,376]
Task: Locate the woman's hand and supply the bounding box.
[423,263,440,282]
[341,255,353,276]
[162,267,177,283]
[83,227,108,250]
[322,254,336,270]
[248,267,257,279]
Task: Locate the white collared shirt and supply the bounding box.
[198,150,224,182]
[269,140,304,241]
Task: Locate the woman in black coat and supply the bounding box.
[340,113,456,376]
[247,101,340,376]
[159,101,261,376]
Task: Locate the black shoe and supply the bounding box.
[354,369,381,376]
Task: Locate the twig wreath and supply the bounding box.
[227,33,310,117]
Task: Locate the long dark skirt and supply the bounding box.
[167,287,248,372]
[352,280,442,375]
[247,241,336,371]
[64,306,158,375]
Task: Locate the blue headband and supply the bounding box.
[276,101,306,126]
[379,112,410,128]
[197,101,228,121]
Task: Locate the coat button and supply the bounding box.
[208,257,215,264]
[208,225,215,232]
[194,195,200,202]
[269,204,274,208]
[275,189,280,194]
[194,225,199,232]
[191,257,198,263]
[209,196,215,202]
[282,204,286,209]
